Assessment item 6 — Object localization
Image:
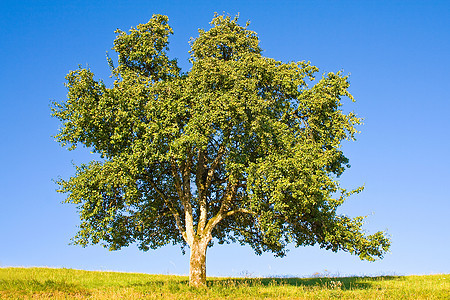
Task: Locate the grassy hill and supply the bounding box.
[0,267,448,299]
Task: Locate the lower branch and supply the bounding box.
[147,179,188,243]
[222,208,255,218]
[203,208,254,237]
[170,157,195,246]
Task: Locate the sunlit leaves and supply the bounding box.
[53,13,390,261]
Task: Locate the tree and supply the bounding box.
[52,14,390,287]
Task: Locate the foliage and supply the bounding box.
[52,14,390,283]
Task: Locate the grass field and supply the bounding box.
[0,267,448,299]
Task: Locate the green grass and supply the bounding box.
[0,267,448,299]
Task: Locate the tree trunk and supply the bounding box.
[189,239,208,287]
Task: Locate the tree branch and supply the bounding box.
[170,158,184,202]
[198,144,226,233]
[204,207,254,236]
[222,208,255,218]
[170,157,194,246]
[217,179,239,216]
[147,178,188,243]
[199,178,241,236]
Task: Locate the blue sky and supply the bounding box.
[1,0,449,277]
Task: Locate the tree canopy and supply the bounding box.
[52,14,390,287]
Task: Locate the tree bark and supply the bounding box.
[189,238,208,287]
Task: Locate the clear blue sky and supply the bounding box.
[1,0,449,277]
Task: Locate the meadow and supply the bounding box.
[0,267,448,299]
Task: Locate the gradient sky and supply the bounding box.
[1,0,449,277]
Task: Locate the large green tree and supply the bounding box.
[52,14,390,287]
